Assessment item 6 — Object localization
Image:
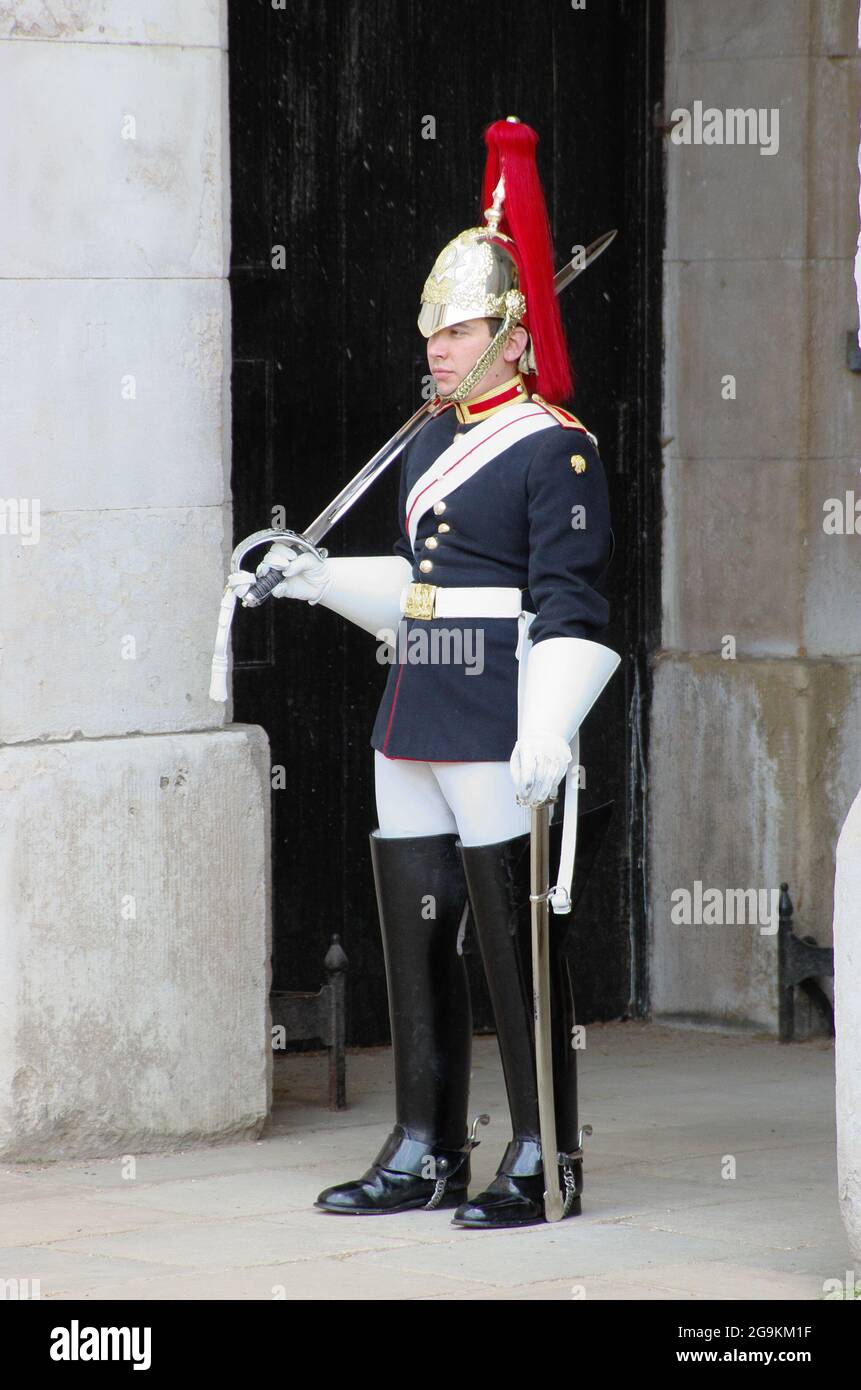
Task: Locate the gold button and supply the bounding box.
[570,454,587,473]
[425,536,439,550]
[433,501,446,515]
[419,559,433,574]
[437,522,450,534]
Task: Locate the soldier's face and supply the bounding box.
[426,318,494,396]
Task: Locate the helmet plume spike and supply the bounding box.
[483,175,506,235]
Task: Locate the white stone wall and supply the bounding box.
[0,1,272,1158]
[0,728,271,1160]
[654,0,861,1030]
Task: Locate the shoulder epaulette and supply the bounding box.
[531,395,598,448]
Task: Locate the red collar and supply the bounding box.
[433,374,530,424]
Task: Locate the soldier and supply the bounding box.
[256,118,619,1228]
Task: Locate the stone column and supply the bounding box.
[834,787,861,1264]
[0,1,271,1159]
[654,0,861,1032]
[834,0,861,1276]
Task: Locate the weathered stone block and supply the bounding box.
[667,0,837,61]
[0,726,271,1160]
[803,454,861,660]
[834,786,861,1264]
[665,58,807,263]
[661,456,803,656]
[0,278,229,511]
[662,259,806,461]
[650,655,861,1031]
[808,259,861,461]
[0,0,225,47]
[0,40,226,277]
[0,505,232,742]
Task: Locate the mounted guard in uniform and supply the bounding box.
[232,118,620,1228]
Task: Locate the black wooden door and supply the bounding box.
[227,0,664,1043]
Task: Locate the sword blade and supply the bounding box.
[302,398,437,546]
[531,800,564,1223]
[553,228,618,296]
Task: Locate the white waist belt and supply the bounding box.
[400,583,523,620]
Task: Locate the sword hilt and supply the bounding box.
[242,564,287,606]
[239,530,329,608]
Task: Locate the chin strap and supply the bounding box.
[515,611,579,915]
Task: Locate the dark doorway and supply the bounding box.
[227,0,664,1044]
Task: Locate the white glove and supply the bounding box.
[510,636,621,807]
[225,569,257,601]
[256,548,412,638]
[510,732,573,807]
[256,543,333,603]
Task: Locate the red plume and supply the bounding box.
[480,120,572,403]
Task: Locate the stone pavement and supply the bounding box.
[0,1022,849,1301]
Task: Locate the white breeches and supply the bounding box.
[373,751,531,846]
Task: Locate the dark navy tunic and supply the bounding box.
[370,400,613,762]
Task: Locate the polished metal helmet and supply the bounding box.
[417,175,536,400]
[418,224,520,337]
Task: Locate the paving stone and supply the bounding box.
[0,1024,844,1299]
[0,1245,191,1298]
[0,1196,181,1247]
[613,1259,828,1301]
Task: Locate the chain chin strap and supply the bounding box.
[444,289,527,403]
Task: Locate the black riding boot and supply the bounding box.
[452,804,612,1229]
[315,830,478,1215]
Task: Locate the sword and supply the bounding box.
[209,230,617,700]
[530,798,564,1222]
[242,229,615,604]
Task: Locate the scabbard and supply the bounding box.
[530,800,564,1222]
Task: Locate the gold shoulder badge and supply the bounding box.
[570,454,587,473]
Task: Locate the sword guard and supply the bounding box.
[515,792,559,809]
[235,528,330,608]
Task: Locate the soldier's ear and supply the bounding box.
[503,324,530,362]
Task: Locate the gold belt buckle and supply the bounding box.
[404,582,437,620]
